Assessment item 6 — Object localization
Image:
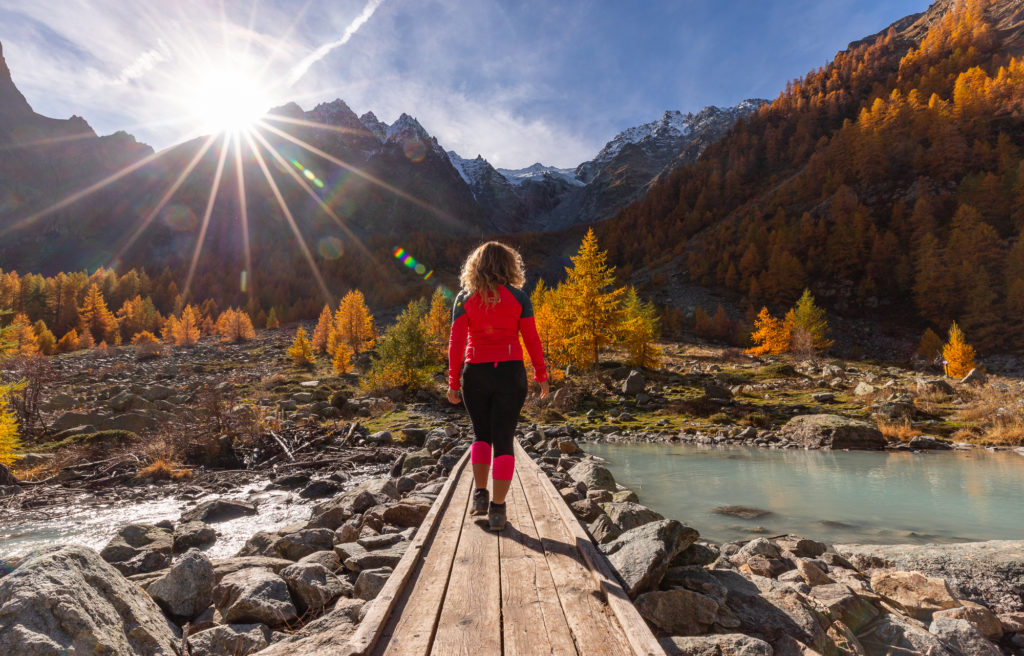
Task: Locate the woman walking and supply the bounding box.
[447,241,549,531]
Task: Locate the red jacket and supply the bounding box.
[447,284,548,390]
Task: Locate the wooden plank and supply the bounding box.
[515,447,633,656]
[371,458,474,656]
[499,469,578,656]
[430,468,501,655]
[342,448,472,656]
[515,442,667,656]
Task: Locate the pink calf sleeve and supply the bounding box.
[492,455,515,481]
[470,441,492,464]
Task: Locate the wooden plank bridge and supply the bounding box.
[330,440,667,656]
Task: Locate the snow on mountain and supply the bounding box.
[446,151,495,187]
[359,111,387,141]
[497,162,584,187]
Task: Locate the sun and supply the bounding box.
[186,66,274,135]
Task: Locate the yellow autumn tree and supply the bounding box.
[311,305,333,354]
[918,327,944,361]
[77,328,95,350]
[215,308,256,342]
[791,289,833,352]
[331,290,375,356]
[943,322,976,378]
[556,228,625,369]
[0,383,21,467]
[57,329,79,353]
[420,288,451,361]
[33,321,56,356]
[746,307,793,355]
[78,283,120,345]
[6,314,39,355]
[172,306,201,346]
[619,287,662,369]
[332,342,353,374]
[526,281,566,380]
[289,327,315,366]
[266,307,280,330]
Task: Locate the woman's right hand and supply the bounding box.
[447,388,462,405]
[538,379,549,400]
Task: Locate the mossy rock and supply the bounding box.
[41,430,141,452]
[757,363,799,378]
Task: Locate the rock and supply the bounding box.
[622,370,645,395]
[280,563,348,613]
[147,549,215,619]
[658,634,773,656]
[917,378,954,395]
[908,435,953,450]
[811,392,834,403]
[209,557,295,582]
[929,616,1001,656]
[736,537,781,560]
[601,501,664,532]
[779,415,885,450]
[358,532,406,550]
[51,411,106,433]
[600,519,699,597]
[212,569,298,627]
[297,550,343,573]
[344,545,406,573]
[299,479,340,499]
[611,489,640,503]
[854,382,875,396]
[960,368,987,385]
[807,583,879,633]
[173,521,217,552]
[381,499,432,528]
[354,566,393,600]
[635,588,719,635]
[0,545,179,655]
[100,523,173,574]
[188,623,270,656]
[776,537,827,558]
[397,427,427,446]
[998,611,1024,632]
[714,506,773,520]
[795,559,832,586]
[704,382,733,401]
[587,514,621,544]
[181,498,258,523]
[0,464,17,486]
[671,542,720,567]
[567,459,616,492]
[570,498,603,523]
[254,598,363,654]
[858,613,955,656]
[275,528,336,561]
[308,479,398,530]
[933,604,1003,641]
[870,570,960,621]
[402,448,437,474]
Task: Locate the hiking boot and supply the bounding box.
[471,488,489,516]
[488,501,507,531]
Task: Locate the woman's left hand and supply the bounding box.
[447,388,462,405]
[538,379,549,400]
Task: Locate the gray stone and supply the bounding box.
[275,528,336,561]
[255,597,363,653]
[402,449,437,474]
[308,478,398,530]
[807,583,879,633]
[567,459,617,492]
[671,542,720,567]
[212,569,298,627]
[381,499,432,528]
[344,545,406,573]
[600,519,699,597]
[858,613,955,656]
[708,571,830,650]
[960,368,987,385]
[933,604,1003,640]
[635,588,719,635]
[929,616,1001,656]
[181,498,258,523]
[869,570,961,621]
[280,563,348,613]
[297,550,342,573]
[601,501,664,532]
[0,545,179,656]
[100,523,173,574]
[658,634,773,656]
[299,479,340,499]
[147,549,215,619]
[779,414,885,450]
[917,378,954,395]
[354,566,393,600]
[587,514,621,544]
[854,382,875,396]
[611,489,640,503]
[622,370,646,395]
[173,521,216,553]
[908,435,953,450]
[188,623,270,656]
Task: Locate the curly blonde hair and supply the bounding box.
[459,241,525,307]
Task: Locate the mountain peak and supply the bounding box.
[0,40,34,122]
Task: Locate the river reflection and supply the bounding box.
[584,442,1024,545]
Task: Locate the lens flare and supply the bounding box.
[403,138,427,162]
[162,204,198,231]
[290,158,325,189]
[317,236,344,259]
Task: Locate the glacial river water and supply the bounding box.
[584,442,1024,545]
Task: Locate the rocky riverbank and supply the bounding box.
[534,434,1024,656]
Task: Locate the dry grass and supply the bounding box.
[136,459,193,481]
[10,461,58,481]
[877,419,922,442]
[951,383,1024,446]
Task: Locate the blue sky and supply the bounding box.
[1,0,928,168]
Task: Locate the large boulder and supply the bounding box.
[308,478,398,530]
[622,370,645,395]
[401,449,436,474]
[635,588,719,635]
[779,414,885,450]
[188,623,270,656]
[807,583,879,633]
[933,604,1003,640]
[600,519,699,597]
[567,459,617,492]
[381,499,432,528]
[172,521,217,553]
[279,562,348,613]
[928,616,1001,656]
[835,540,1024,614]
[857,613,955,656]
[99,523,174,575]
[212,569,298,627]
[255,597,364,654]
[658,634,773,656]
[146,549,215,620]
[869,570,960,621]
[0,545,179,656]
[601,501,664,533]
[180,498,258,523]
[354,566,393,600]
[274,528,336,561]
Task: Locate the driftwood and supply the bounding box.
[268,430,294,461]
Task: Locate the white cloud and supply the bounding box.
[287,0,387,86]
[115,45,169,85]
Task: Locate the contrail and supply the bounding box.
[287,0,385,86]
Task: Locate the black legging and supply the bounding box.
[462,361,528,481]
